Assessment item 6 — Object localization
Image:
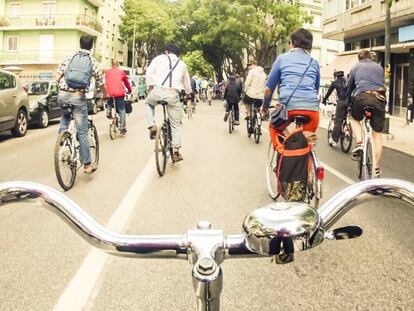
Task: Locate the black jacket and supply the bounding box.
[223,80,242,103]
[323,76,347,102]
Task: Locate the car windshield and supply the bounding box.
[27,82,49,95]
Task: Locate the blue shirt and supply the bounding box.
[346,59,384,99]
[264,49,320,111]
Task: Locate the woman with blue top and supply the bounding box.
[262,28,320,148]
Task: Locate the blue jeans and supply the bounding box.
[107,97,126,129]
[58,91,91,165]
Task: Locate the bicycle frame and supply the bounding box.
[0,179,413,310]
[359,114,376,180]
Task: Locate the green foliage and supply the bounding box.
[181,50,214,78]
[121,0,312,79]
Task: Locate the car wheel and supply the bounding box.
[11,109,28,137]
[39,109,49,128]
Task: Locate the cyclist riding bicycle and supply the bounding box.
[55,35,105,174]
[243,61,266,130]
[263,28,320,146]
[223,75,242,125]
[322,70,348,146]
[347,50,386,177]
[145,43,192,162]
[105,60,132,135]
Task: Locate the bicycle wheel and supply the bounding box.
[361,138,376,180]
[228,111,233,134]
[246,117,252,138]
[54,131,77,191]
[254,114,261,144]
[340,120,353,153]
[306,153,320,209]
[155,126,167,176]
[109,118,117,140]
[327,117,335,147]
[266,141,279,200]
[89,123,99,165]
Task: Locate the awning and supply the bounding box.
[320,54,358,82]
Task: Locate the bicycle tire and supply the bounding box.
[228,111,233,134]
[362,139,376,180]
[155,126,167,176]
[340,120,353,153]
[89,123,99,166]
[109,119,117,140]
[54,131,77,191]
[266,141,279,200]
[246,117,251,138]
[306,153,320,209]
[254,124,260,144]
[327,117,335,147]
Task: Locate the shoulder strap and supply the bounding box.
[161,55,181,87]
[285,57,313,106]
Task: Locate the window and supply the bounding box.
[7,36,18,51]
[0,72,16,90]
[42,2,56,19]
[9,2,21,17]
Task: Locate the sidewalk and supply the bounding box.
[319,114,414,156]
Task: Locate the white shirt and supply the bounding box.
[146,53,192,94]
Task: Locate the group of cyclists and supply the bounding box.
[55,27,386,185]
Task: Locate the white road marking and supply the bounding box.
[263,128,354,186]
[53,157,155,311]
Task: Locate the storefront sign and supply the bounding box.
[399,25,414,42]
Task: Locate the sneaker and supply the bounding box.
[84,162,97,174]
[351,144,363,161]
[234,121,240,125]
[148,125,157,140]
[224,112,229,122]
[172,152,183,162]
[374,166,381,177]
[328,137,337,147]
[120,128,127,135]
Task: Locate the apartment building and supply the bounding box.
[0,0,128,82]
[322,0,414,118]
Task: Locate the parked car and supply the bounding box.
[129,75,148,99]
[87,77,105,115]
[26,80,60,128]
[0,69,30,137]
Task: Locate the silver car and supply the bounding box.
[0,70,30,137]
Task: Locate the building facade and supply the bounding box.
[322,0,414,119]
[0,0,128,82]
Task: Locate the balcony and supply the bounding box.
[323,0,414,40]
[0,49,99,65]
[0,14,103,36]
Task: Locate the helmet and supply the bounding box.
[334,70,344,78]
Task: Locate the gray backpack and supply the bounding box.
[64,51,93,89]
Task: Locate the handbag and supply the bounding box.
[270,57,314,129]
[125,100,133,114]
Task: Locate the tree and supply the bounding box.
[181,50,214,78]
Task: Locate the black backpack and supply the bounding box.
[276,129,311,201]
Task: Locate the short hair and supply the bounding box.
[112,60,119,67]
[80,35,94,50]
[290,28,313,51]
[358,50,372,60]
[165,43,180,56]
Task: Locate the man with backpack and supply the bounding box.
[322,70,348,146]
[55,35,105,174]
[145,43,192,162]
[105,60,132,135]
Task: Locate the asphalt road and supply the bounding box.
[0,100,413,311]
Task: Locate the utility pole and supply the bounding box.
[383,0,392,135]
[132,19,136,75]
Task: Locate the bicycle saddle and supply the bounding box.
[362,107,375,118]
[290,115,310,125]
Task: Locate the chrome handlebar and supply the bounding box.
[1,178,413,311]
